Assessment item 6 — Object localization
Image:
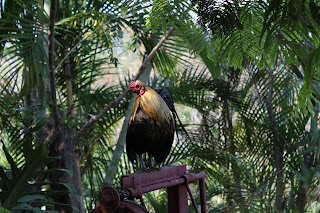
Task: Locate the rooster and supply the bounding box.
[126,80,175,171]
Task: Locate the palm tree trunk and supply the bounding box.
[103,59,152,186]
[297,182,307,213]
[48,0,60,128]
[223,99,243,204]
[48,125,85,212]
[47,1,84,212]
[297,105,318,212]
[267,68,283,212]
[35,64,47,145]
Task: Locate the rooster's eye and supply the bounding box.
[136,85,140,88]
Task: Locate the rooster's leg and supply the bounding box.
[139,155,147,172]
[147,153,154,169]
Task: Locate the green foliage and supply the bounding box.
[0,0,49,92]
[191,0,320,114]
[0,205,12,213]
[1,0,320,212]
[146,0,191,33]
[0,141,58,211]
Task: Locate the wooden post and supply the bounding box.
[167,184,188,213]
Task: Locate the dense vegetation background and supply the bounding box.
[1,0,320,212]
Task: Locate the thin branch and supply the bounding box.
[73,26,176,142]
[48,0,60,128]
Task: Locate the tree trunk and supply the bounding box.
[48,0,60,128]
[297,105,318,212]
[297,180,307,213]
[48,124,85,213]
[35,74,47,145]
[223,99,243,205]
[267,68,283,212]
[47,1,84,212]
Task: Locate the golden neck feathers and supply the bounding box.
[129,85,173,125]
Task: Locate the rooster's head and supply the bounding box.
[129,80,146,97]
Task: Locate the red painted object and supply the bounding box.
[90,165,207,213]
